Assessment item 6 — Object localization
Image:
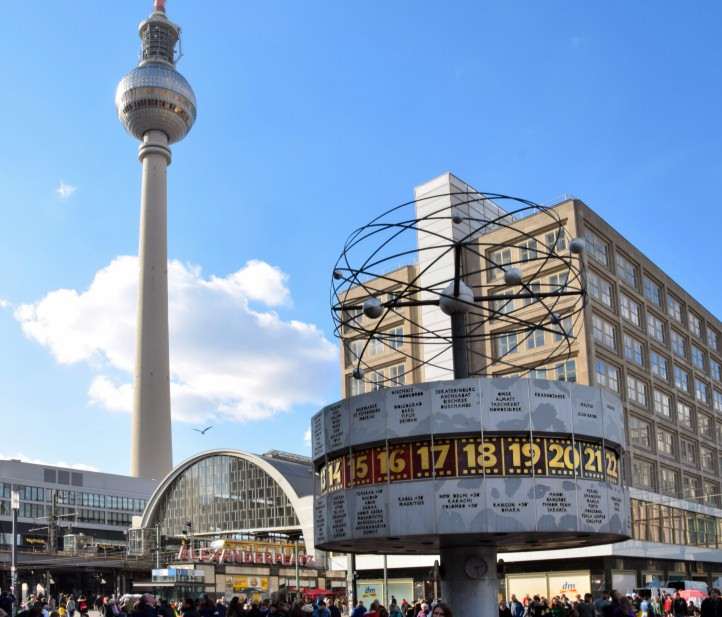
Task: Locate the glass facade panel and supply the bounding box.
[151,455,301,537]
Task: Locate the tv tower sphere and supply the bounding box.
[115,0,196,481]
[115,0,196,144]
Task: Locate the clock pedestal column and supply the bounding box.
[440,546,498,617]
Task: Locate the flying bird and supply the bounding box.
[193,426,214,435]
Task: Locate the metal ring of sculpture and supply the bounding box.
[330,192,585,386]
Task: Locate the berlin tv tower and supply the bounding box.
[115,0,196,480]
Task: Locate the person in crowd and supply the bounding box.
[673,593,689,617]
[214,599,227,617]
[227,598,243,617]
[365,601,382,617]
[180,599,200,617]
[700,589,719,617]
[350,602,365,617]
[0,592,14,617]
[429,604,450,617]
[497,601,511,617]
[507,595,523,617]
[327,599,341,617]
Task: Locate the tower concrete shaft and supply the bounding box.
[131,130,173,480]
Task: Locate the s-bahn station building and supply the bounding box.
[331,172,722,600]
[129,450,346,599]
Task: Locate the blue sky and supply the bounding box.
[1,1,721,474]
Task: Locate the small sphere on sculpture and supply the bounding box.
[570,237,586,254]
[503,267,523,286]
[363,297,384,319]
[439,280,474,316]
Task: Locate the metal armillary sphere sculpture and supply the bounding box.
[331,191,586,383]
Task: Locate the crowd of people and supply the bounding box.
[0,593,449,617]
[497,590,720,617]
[4,590,722,617]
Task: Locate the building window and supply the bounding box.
[627,375,648,407]
[488,248,512,281]
[671,330,687,359]
[495,331,518,356]
[595,359,619,392]
[691,344,705,371]
[519,238,538,262]
[526,328,545,349]
[584,229,609,265]
[545,229,566,251]
[698,413,712,437]
[677,401,693,429]
[654,389,672,418]
[374,336,391,356]
[555,360,576,383]
[657,429,675,456]
[492,295,515,316]
[629,416,651,448]
[682,476,701,502]
[650,351,669,381]
[388,326,404,350]
[689,312,702,338]
[521,280,541,306]
[588,271,613,308]
[674,365,689,392]
[388,364,406,385]
[632,459,655,490]
[549,271,569,291]
[711,359,721,382]
[620,293,641,326]
[647,313,665,343]
[616,252,638,287]
[707,328,719,352]
[704,481,719,508]
[714,389,722,413]
[553,316,573,342]
[623,334,644,366]
[701,447,715,472]
[668,294,683,323]
[370,370,384,391]
[343,308,362,334]
[643,275,662,307]
[660,467,678,496]
[346,339,364,363]
[695,378,709,405]
[592,314,616,350]
[717,423,722,445]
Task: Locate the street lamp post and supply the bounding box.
[293,537,300,600]
[11,488,20,617]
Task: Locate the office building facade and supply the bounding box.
[0,459,155,551]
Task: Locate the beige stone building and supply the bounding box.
[337,172,722,590]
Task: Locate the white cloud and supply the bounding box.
[55,180,77,200]
[0,298,10,309]
[304,428,311,448]
[15,256,336,424]
[0,453,98,472]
